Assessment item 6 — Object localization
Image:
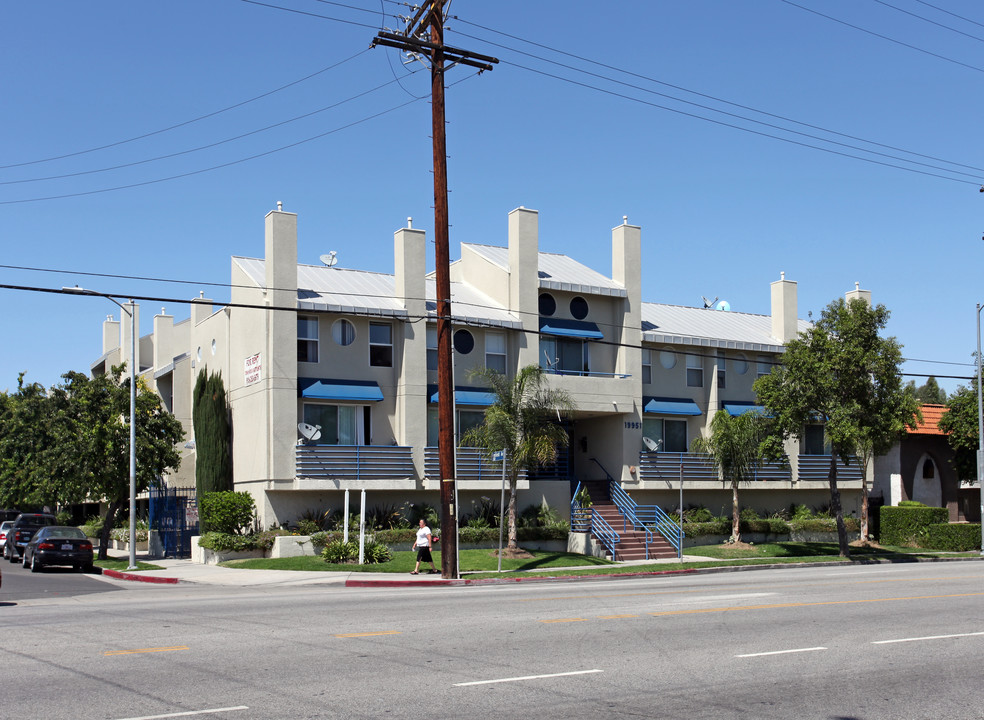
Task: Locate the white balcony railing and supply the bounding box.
[296,445,415,481]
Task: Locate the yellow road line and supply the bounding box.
[333,631,402,638]
[598,614,640,619]
[104,646,189,656]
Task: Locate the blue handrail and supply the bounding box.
[590,458,682,558]
[571,479,619,557]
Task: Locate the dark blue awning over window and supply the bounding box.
[722,402,766,416]
[643,397,702,416]
[298,378,384,402]
[538,317,604,340]
[428,385,496,406]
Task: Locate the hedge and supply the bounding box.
[681,517,859,538]
[879,506,948,546]
[922,523,981,552]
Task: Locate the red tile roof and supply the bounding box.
[910,404,947,435]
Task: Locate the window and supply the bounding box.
[569,296,589,320]
[734,353,748,375]
[686,354,702,387]
[302,404,369,445]
[427,407,487,446]
[332,319,355,346]
[538,292,556,316]
[453,329,474,354]
[298,316,319,363]
[757,355,771,378]
[659,348,676,370]
[804,424,827,455]
[369,322,392,367]
[541,336,589,375]
[922,459,935,479]
[641,348,652,384]
[716,351,726,390]
[486,331,506,374]
[643,418,688,453]
[426,326,437,372]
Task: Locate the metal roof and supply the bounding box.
[641,302,810,353]
[460,244,627,297]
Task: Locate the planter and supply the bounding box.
[269,535,315,558]
[190,536,264,565]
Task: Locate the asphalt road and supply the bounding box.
[1,561,982,719]
[0,553,121,603]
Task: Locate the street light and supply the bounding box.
[64,286,138,570]
[977,304,983,557]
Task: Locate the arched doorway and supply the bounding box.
[911,453,942,508]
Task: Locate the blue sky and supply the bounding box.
[2,1,982,394]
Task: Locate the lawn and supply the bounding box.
[222,548,614,574]
[94,558,165,572]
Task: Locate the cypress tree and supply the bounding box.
[193,369,232,499]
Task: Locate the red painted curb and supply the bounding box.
[101,568,180,584]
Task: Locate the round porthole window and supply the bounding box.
[453,329,475,354]
[734,353,748,375]
[659,349,676,369]
[332,318,356,346]
[570,296,589,320]
[538,292,556,316]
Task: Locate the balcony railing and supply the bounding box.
[296,445,415,481]
[637,452,792,483]
[424,447,528,483]
[797,455,864,483]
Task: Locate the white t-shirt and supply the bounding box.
[416,526,431,547]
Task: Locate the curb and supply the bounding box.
[100,568,180,585]
[345,555,983,588]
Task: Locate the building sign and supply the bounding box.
[244,352,262,386]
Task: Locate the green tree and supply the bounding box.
[461,365,574,552]
[193,369,232,497]
[690,410,783,543]
[56,368,184,559]
[755,298,918,557]
[907,376,947,405]
[938,380,978,481]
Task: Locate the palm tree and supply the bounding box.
[461,365,574,552]
[690,410,777,543]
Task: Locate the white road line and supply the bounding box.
[453,669,604,687]
[683,592,775,603]
[114,706,249,720]
[735,647,827,658]
[872,631,984,645]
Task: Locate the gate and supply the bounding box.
[149,481,198,559]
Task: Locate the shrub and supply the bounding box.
[519,501,560,528]
[294,519,320,536]
[197,532,258,552]
[790,504,813,521]
[922,523,981,552]
[466,497,502,528]
[299,506,339,531]
[199,491,255,535]
[365,503,411,530]
[80,515,104,538]
[321,540,358,563]
[791,517,860,533]
[362,539,392,564]
[880,505,948,546]
[739,507,760,521]
[253,528,295,551]
[309,531,342,550]
[684,506,714,523]
[898,500,926,508]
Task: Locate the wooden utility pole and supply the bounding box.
[372,3,497,579]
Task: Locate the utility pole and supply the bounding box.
[372,3,497,579]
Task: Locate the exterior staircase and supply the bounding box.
[581,480,678,561]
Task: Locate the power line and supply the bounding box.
[451,16,984,176]
[0,49,370,170]
[913,0,984,30]
[236,0,384,28]
[779,0,984,75]
[870,0,984,43]
[0,76,415,186]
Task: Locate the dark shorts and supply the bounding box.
[416,546,433,562]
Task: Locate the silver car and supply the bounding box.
[0,521,12,553]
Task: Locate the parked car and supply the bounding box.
[0,521,13,553]
[4,513,56,563]
[22,526,94,573]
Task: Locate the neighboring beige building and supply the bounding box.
[91,205,867,529]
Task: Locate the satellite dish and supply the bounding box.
[298,422,322,443]
[701,295,718,309]
[642,436,662,452]
[320,251,338,268]
[715,300,731,312]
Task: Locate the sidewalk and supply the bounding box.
[97,553,720,588]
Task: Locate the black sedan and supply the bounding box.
[22,526,94,573]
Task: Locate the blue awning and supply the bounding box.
[538,317,604,340]
[298,378,384,402]
[643,397,702,416]
[428,385,496,406]
[723,402,766,416]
